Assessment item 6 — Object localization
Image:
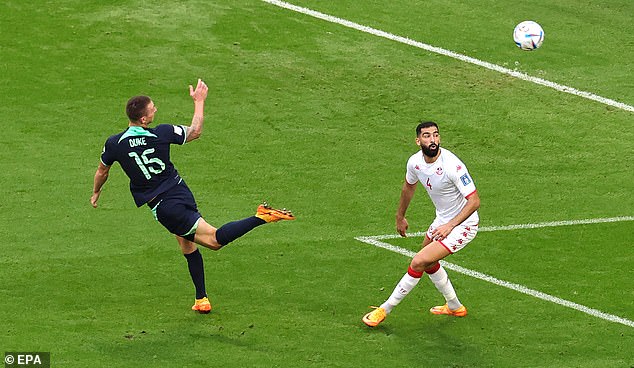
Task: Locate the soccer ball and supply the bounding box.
[513,21,544,50]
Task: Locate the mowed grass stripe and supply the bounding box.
[261,0,634,112]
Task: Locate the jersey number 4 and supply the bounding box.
[128,149,166,180]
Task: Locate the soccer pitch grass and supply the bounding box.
[0,1,632,367]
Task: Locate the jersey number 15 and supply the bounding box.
[128,149,166,180]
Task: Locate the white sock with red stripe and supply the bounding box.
[380,266,422,314]
[426,263,462,310]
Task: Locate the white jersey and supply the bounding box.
[406,148,479,226]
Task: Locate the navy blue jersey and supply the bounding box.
[101,124,188,207]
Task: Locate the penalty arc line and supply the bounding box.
[261,0,634,112]
[355,216,634,328]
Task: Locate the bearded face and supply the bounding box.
[421,140,439,157]
[416,126,440,159]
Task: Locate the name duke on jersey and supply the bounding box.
[129,137,147,147]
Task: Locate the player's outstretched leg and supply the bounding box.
[362,266,423,327]
[255,201,295,223]
[212,202,295,247]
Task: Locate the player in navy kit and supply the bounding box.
[90,79,295,313]
[363,121,480,327]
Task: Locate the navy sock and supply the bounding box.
[215,216,266,246]
[184,248,206,299]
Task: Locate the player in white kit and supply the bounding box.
[363,121,481,327]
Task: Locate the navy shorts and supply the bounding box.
[147,181,202,241]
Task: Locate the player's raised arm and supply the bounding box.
[185,79,209,143]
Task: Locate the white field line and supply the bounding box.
[354,216,634,328]
[261,0,634,113]
[368,216,634,240]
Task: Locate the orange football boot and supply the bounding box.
[192,297,212,314]
[362,306,387,327]
[255,202,295,223]
[429,304,467,317]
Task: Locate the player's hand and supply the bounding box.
[430,223,454,241]
[396,216,409,237]
[189,79,208,102]
[90,191,101,208]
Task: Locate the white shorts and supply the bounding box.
[425,223,478,254]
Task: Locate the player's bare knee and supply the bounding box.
[196,238,222,251]
[409,259,426,273]
[196,234,223,251]
[176,236,197,254]
[207,242,223,251]
[411,255,435,272]
[180,243,197,254]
